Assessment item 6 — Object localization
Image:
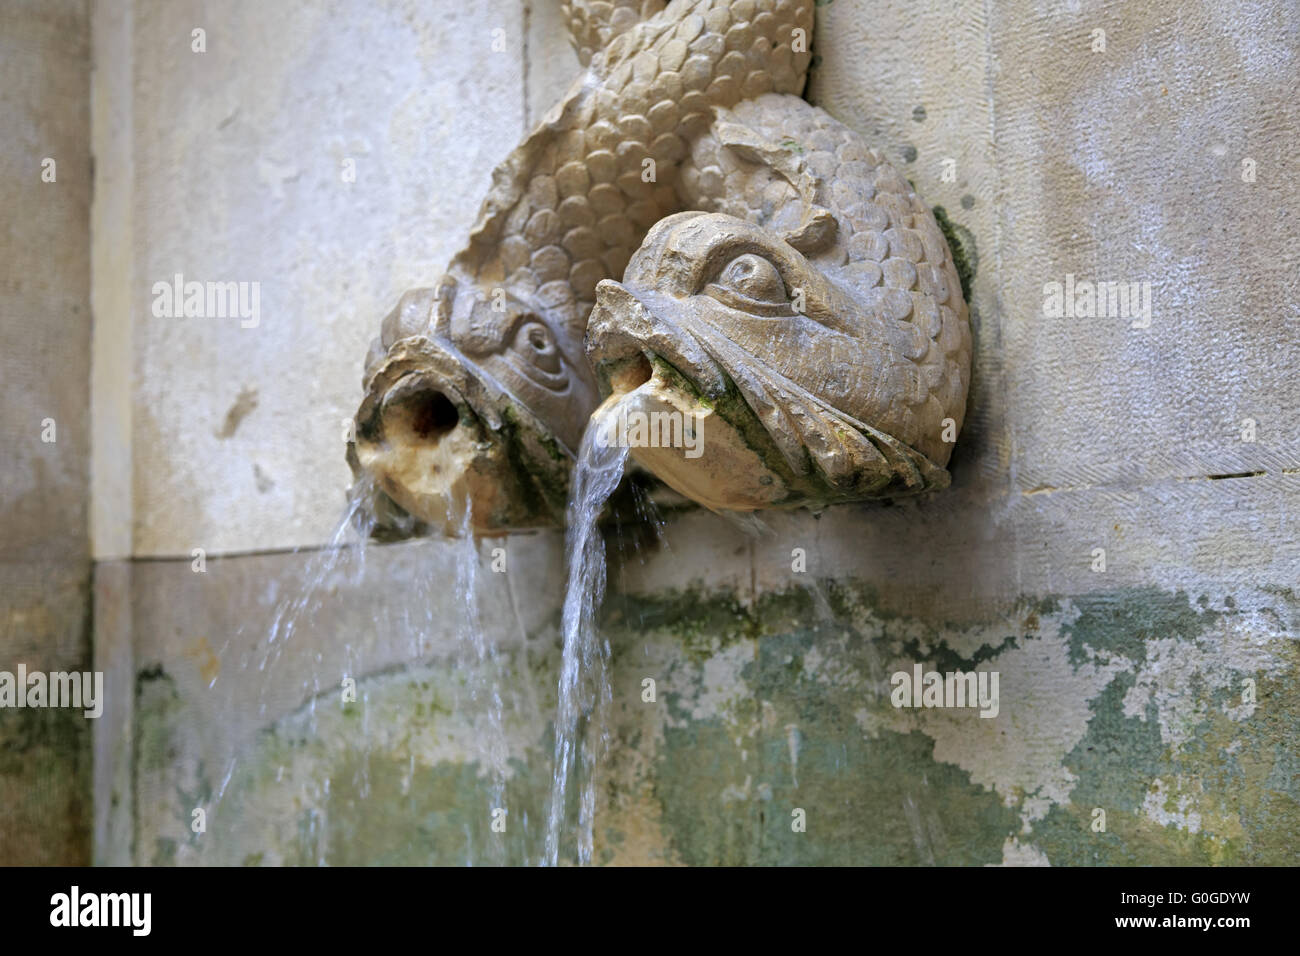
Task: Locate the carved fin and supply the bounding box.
[713,118,839,254]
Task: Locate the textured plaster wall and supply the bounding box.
[94,0,532,558]
[0,0,93,864]
[44,0,1300,865]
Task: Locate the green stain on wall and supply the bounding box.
[930,205,976,305]
[0,706,91,864]
[129,579,1298,866]
[1031,657,1300,865]
[636,593,1017,865]
[309,751,555,866]
[135,666,183,774]
[615,583,1298,865]
[183,658,580,866]
[1061,588,1219,667]
[604,587,757,665]
[654,717,1018,865]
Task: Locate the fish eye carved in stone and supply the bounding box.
[703,253,793,317]
[507,316,569,390]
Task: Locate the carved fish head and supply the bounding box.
[350,272,597,535]
[586,211,963,512]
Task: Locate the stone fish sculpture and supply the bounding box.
[349,0,971,531]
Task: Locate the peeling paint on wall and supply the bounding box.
[131,581,1298,866]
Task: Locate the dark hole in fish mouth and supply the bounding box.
[402,388,460,441]
[608,352,653,396]
[356,408,382,444]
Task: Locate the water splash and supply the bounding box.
[256,478,378,721]
[255,486,514,866]
[545,409,628,865]
[204,480,379,832]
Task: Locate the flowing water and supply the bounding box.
[217,404,641,865]
[452,499,510,865]
[207,479,380,833]
[207,476,521,865]
[257,478,379,720]
[545,406,629,865]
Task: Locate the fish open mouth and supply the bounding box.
[349,335,572,536]
[587,281,798,512]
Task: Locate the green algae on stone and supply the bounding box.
[610,582,1298,865]
[604,587,759,665]
[184,658,570,866]
[134,666,184,774]
[613,586,1018,865]
[0,705,91,865]
[126,577,1298,866]
[930,205,976,305]
[1061,588,1220,668]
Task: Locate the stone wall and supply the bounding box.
[1,0,1296,865]
[0,0,93,865]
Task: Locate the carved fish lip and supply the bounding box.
[585,278,800,511]
[357,336,501,445]
[595,355,792,513]
[586,279,727,397]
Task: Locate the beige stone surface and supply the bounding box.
[809,0,1300,495]
[527,0,582,126]
[1,0,92,566]
[619,473,1300,620]
[89,0,135,560]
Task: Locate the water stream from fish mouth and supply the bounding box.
[257,477,379,720]
[206,475,518,865]
[545,400,630,866]
[231,404,632,865]
[208,478,381,859]
[453,498,509,865]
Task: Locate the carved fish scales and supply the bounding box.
[680,96,969,464]
[350,0,970,531]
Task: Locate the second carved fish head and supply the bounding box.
[350,271,598,535]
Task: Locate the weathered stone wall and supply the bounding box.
[1,0,1294,864]
[0,0,93,865]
